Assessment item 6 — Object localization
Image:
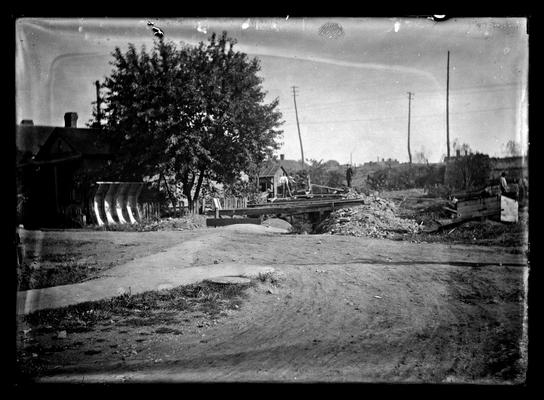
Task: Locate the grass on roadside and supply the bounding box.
[22,280,255,334]
[17,261,102,291]
[257,271,280,286]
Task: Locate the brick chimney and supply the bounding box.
[64,112,78,128]
[280,154,285,160]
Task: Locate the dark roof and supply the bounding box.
[259,158,309,177]
[16,125,55,155]
[259,164,286,177]
[278,159,309,172]
[34,127,111,161]
[54,128,111,156]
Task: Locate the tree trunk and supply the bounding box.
[191,168,206,210]
[183,185,193,212]
[160,172,177,216]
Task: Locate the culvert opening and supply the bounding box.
[265,213,330,235]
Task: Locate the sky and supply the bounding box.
[15,17,529,164]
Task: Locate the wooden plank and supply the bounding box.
[443,206,458,214]
[457,207,500,219]
[247,195,345,207]
[206,218,262,227]
[429,209,500,232]
[457,197,499,208]
[311,183,345,192]
[457,201,500,212]
[457,205,500,216]
[207,199,367,218]
[252,198,361,208]
[500,195,518,223]
[457,198,500,212]
[459,197,500,206]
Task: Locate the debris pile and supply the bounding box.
[317,195,421,238]
[342,188,364,200]
[101,215,207,232]
[138,215,206,231]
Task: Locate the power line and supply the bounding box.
[281,106,518,125]
[280,82,521,114]
[302,79,519,94]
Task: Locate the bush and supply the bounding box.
[444,154,491,191]
[364,164,446,192]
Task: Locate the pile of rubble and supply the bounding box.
[317,195,422,238]
[100,215,207,232]
[138,215,206,231]
[342,188,365,200]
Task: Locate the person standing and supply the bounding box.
[500,172,517,200]
[500,172,508,195]
[346,165,354,188]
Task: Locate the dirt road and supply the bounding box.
[17,226,528,383]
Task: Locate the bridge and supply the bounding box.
[206,198,366,218]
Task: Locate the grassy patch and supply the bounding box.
[155,326,184,335]
[94,215,207,232]
[22,280,254,334]
[17,280,254,380]
[17,262,101,291]
[415,219,528,248]
[257,271,280,286]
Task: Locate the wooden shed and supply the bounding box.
[258,164,289,198]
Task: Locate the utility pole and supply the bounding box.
[446,50,451,159]
[291,86,305,170]
[407,91,413,164]
[95,80,101,128]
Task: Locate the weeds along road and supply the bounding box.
[19,226,528,383]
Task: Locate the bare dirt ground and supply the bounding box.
[15,223,528,384]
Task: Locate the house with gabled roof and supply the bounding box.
[257,154,305,199]
[16,112,113,227]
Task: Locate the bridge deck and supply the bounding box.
[207,198,366,217]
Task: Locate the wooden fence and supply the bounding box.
[185,197,247,214]
[139,196,248,218]
[140,202,161,221]
[218,196,248,209]
[186,198,204,215]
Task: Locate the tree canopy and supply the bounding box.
[502,140,523,157]
[93,32,283,207]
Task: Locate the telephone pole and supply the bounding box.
[407,91,414,164]
[292,86,305,170]
[95,80,101,128]
[446,50,451,158]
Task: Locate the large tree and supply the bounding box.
[93,32,283,208]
